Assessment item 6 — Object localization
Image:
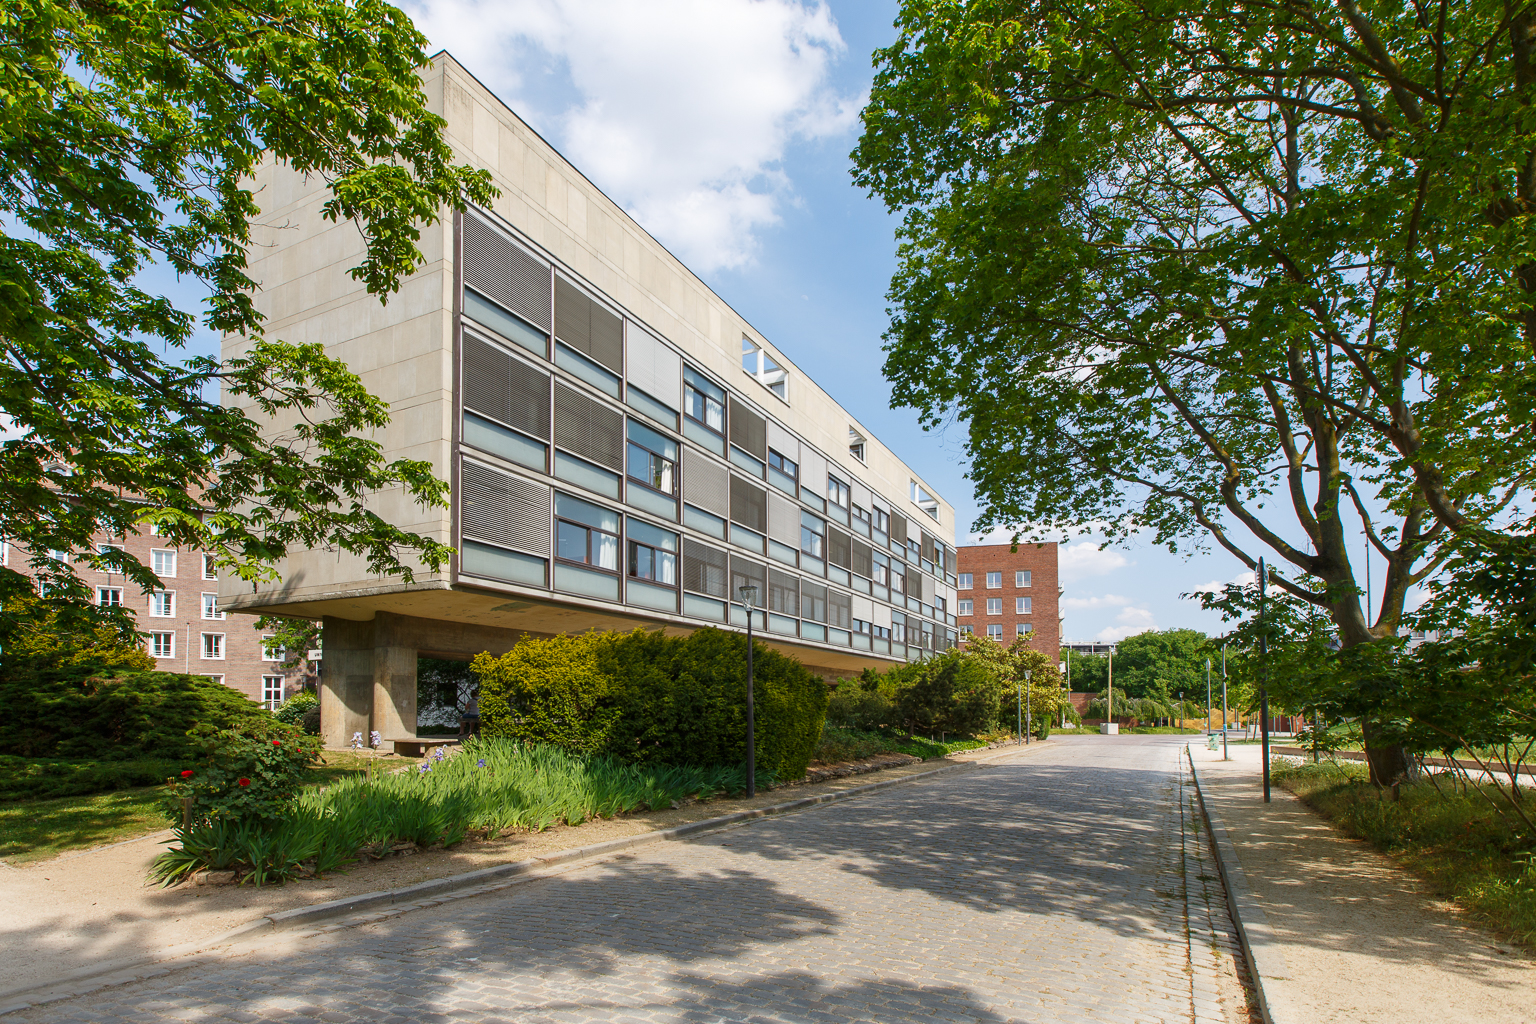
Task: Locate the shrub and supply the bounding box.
[0,755,183,801]
[895,651,1000,737]
[0,665,272,760]
[161,720,321,826]
[814,726,901,763]
[1034,717,1051,740]
[475,627,829,781]
[273,691,318,726]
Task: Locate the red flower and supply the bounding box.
[180,770,194,779]
[272,740,281,747]
[237,778,251,787]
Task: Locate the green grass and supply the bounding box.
[0,788,168,864]
[151,738,779,885]
[1274,758,1536,947]
[0,747,426,864]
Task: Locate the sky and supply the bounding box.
[388,0,1271,642]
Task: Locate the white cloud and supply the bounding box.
[1062,593,1131,611]
[1095,606,1156,643]
[406,0,860,271]
[1059,542,1129,582]
[1187,571,1256,597]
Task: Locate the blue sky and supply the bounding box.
[392,0,1267,641]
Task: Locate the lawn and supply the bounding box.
[1274,758,1536,947]
[0,748,423,865]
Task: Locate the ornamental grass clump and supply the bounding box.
[150,736,774,887]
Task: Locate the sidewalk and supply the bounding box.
[0,742,1044,998]
[1189,743,1534,1024]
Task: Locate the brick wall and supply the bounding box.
[955,542,1060,662]
[7,532,305,708]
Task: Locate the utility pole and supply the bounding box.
[1259,558,1271,802]
[1205,658,1212,738]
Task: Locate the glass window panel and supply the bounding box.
[627,518,678,551]
[627,420,678,461]
[592,531,619,571]
[557,521,589,563]
[555,492,621,533]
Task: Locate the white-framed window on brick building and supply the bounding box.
[958,598,973,616]
[151,549,176,576]
[202,554,218,580]
[985,571,1002,588]
[201,632,225,660]
[986,624,1003,639]
[1016,570,1032,587]
[960,624,973,636]
[958,572,972,589]
[202,593,224,620]
[150,591,174,617]
[1017,622,1033,636]
[262,675,285,711]
[149,631,174,658]
[206,674,224,686]
[1016,596,1032,614]
[262,635,283,662]
[986,597,1002,615]
[98,586,122,607]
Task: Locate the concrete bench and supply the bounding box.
[389,738,458,758]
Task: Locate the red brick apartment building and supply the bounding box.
[956,542,1060,661]
[7,529,303,709]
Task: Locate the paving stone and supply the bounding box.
[9,738,1256,1024]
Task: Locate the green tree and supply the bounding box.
[851,0,1536,783]
[1110,629,1210,703]
[0,0,496,634]
[1062,652,1107,693]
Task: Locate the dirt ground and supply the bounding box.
[1192,744,1535,1024]
[0,744,1037,996]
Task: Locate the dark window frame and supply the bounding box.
[555,517,620,574]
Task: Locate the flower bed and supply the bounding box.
[151,736,774,886]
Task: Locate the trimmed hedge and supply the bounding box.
[0,665,273,761]
[474,627,829,781]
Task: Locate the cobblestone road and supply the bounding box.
[14,736,1254,1023]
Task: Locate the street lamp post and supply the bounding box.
[1025,669,1033,744]
[1222,644,1229,761]
[1258,558,1271,803]
[739,584,759,798]
[1205,658,1212,738]
[1059,658,1068,729]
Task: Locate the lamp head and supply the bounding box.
[738,584,758,608]
[1023,669,1032,681]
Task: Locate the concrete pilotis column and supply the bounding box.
[320,616,373,749]
[372,644,418,741]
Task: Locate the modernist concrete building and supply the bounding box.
[224,53,959,747]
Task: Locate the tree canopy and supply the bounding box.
[0,0,495,631]
[852,0,1536,659]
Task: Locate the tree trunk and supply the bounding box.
[1361,719,1417,788]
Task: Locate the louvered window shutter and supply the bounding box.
[851,539,872,579]
[828,527,851,569]
[769,568,799,616]
[461,461,551,554]
[462,335,511,425]
[553,383,623,470]
[682,447,729,517]
[890,512,908,547]
[829,590,852,628]
[463,213,551,332]
[682,539,729,597]
[555,277,623,373]
[728,397,767,459]
[730,555,766,600]
[767,491,800,547]
[729,477,767,533]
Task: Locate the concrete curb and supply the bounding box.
[0,742,1047,1014]
[1185,748,1297,1024]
